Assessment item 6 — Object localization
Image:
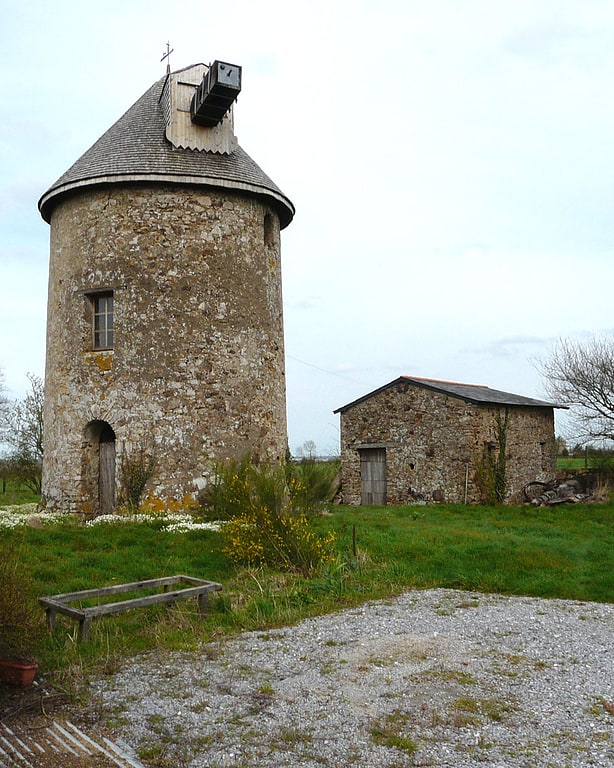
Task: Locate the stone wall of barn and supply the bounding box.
[42,184,287,514]
[338,381,557,505]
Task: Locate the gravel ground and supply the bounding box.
[91,589,613,767]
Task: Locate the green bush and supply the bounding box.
[202,454,253,521]
[0,538,43,661]
[285,457,340,516]
[210,457,336,575]
[118,446,157,512]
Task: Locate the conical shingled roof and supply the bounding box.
[38,70,295,228]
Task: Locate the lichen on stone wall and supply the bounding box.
[83,351,113,373]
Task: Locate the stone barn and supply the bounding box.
[334,376,563,505]
[38,61,294,515]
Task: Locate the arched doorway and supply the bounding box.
[84,421,116,515]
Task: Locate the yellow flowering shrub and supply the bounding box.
[212,457,336,575]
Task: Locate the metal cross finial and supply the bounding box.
[161,41,174,74]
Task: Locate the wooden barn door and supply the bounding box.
[359,447,387,505]
[99,424,116,514]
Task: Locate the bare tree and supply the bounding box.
[297,440,317,459]
[5,373,44,493]
[539,334,614,445]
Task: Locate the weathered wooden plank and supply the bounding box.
[40,575,223,639]
[39,600,87,620]
[41,575,219,603]
[80,584,222,618]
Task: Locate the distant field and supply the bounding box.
[556,457,609,470]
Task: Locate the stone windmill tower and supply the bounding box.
[39,61,294,515]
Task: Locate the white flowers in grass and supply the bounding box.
[86,513,156,526]
[164,518,222,533]
[0,504,221,532]
[0,504,66,529]
[86,513,221,533]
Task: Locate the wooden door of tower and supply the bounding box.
[359,447,387,505]
[99,425,116,514]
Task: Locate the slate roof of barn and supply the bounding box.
[334,376,566,413]
[38,66,294,227]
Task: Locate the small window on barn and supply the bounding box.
[92,292,114,350]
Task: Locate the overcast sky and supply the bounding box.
[1,0,613,455]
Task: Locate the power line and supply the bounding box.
[285,354,368,386]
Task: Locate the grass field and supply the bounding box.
[1,499,612,685]
[0,477,40,505]
[556,456,613,470]
[557,457,597,469]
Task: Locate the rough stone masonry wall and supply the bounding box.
[339,382,556,505]
[493,405,557,503]
[42,184,287,514]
